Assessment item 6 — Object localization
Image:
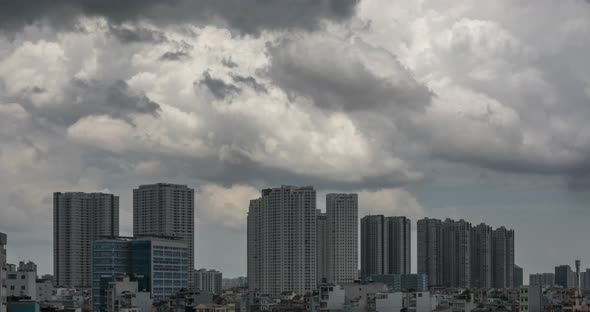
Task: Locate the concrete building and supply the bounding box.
[417,218,443,287]
[133,183,194,283]
[369,274,428,292]
[361,216,411,278]
[6,263,37,300]
[194,269,222,295]
[247,186,317,294]
[492,226,515,288]
[105,275,152,312]
[520,284,542,312]
[514,265,524,287]
[326,194,358,284]
[316,210,328,284]
[92,236,189,311]
[1,232,7,312]
[471,223,492,289]
[442,219,472,288]
[555,265,574,288]
[53,192,119,288]
[529,273,555,288]
[35,277,55,302]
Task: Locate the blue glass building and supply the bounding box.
[92,237,189,312]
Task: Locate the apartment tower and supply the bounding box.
[53,192,119,288]
[247,186,317,294]
[133,183,195,282]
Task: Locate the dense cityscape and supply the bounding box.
[1,184,589,311]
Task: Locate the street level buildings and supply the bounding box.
[326,194,358,284]
[54,192,119,288]
[360,216,411,278]
[247,186,317,294]
[133,183,195,283]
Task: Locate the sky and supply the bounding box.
[1,0,590,281]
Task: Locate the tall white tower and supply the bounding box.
[326,193,358,284]
[247,186,317,294]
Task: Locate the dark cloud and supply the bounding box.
[222,58,239,68]
[108,25,168,43]
[197,72,241,100]
[160,51,190,61]
[5,79,161,126]
[0,0,359,34]
[267,38,432,112]
[232,74,268,93]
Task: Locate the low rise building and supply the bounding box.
[6,264,37,301]
[104,275,151,312]
[36,278,55,302]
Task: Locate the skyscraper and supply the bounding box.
[442,219,472,288]
[316,210,328,284]
[361,215,411,278]
[529,273,555,288]
[194,269,223,295]
[1,232,7,312]
[555,265,574,288]
[326,194,358,284]
[247,186,317,294]
[417,218,443,287]
[361,215,385,278]
[514,265,523,288]
[54,192,119,288]
[492,226,515,288]
[471,223,492,289]
[133,183,195,282]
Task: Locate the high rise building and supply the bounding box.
[1,232,7,312]
[247,186,317,294]
[555,265,574,288]
[54,192,119,288]
[514,265,524,288]
[92,236,189,311]
[529,273,555,288]
[417,218,443,287]
[385,217,411,274]
[361,215,385,278]
[492,227,515,288]
[442,219,472,288]
[316,210,328,284]
[133,183,195,282]
[471,223,492,289]
[361,216,411,278]
[326,194,358,284]
[194,269,222,295]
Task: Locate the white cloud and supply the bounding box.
[196,184,259,230]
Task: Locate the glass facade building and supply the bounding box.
[92,237,189,312]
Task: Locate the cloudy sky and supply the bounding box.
[1,0,590,280]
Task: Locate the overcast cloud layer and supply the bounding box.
[1,0,590,279]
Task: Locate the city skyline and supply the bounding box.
[1,183,584,282]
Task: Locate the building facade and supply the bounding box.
[417,218,443,287]
[92,236,189,311]
[492,227,515,288]
[316,210,328,284]
[247,186,317,294]
[529,273,555,288]
[194,269,222,295]
[326,194,358,284]
[361,216,411,278]
[6,263,37,300]
[54,192,119,288]
[514,265,524,288]
[133,183,194,283]
[1,232,6,312]
[471,223,492,289]
[555,265,574,288]
[442,219,472,288]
